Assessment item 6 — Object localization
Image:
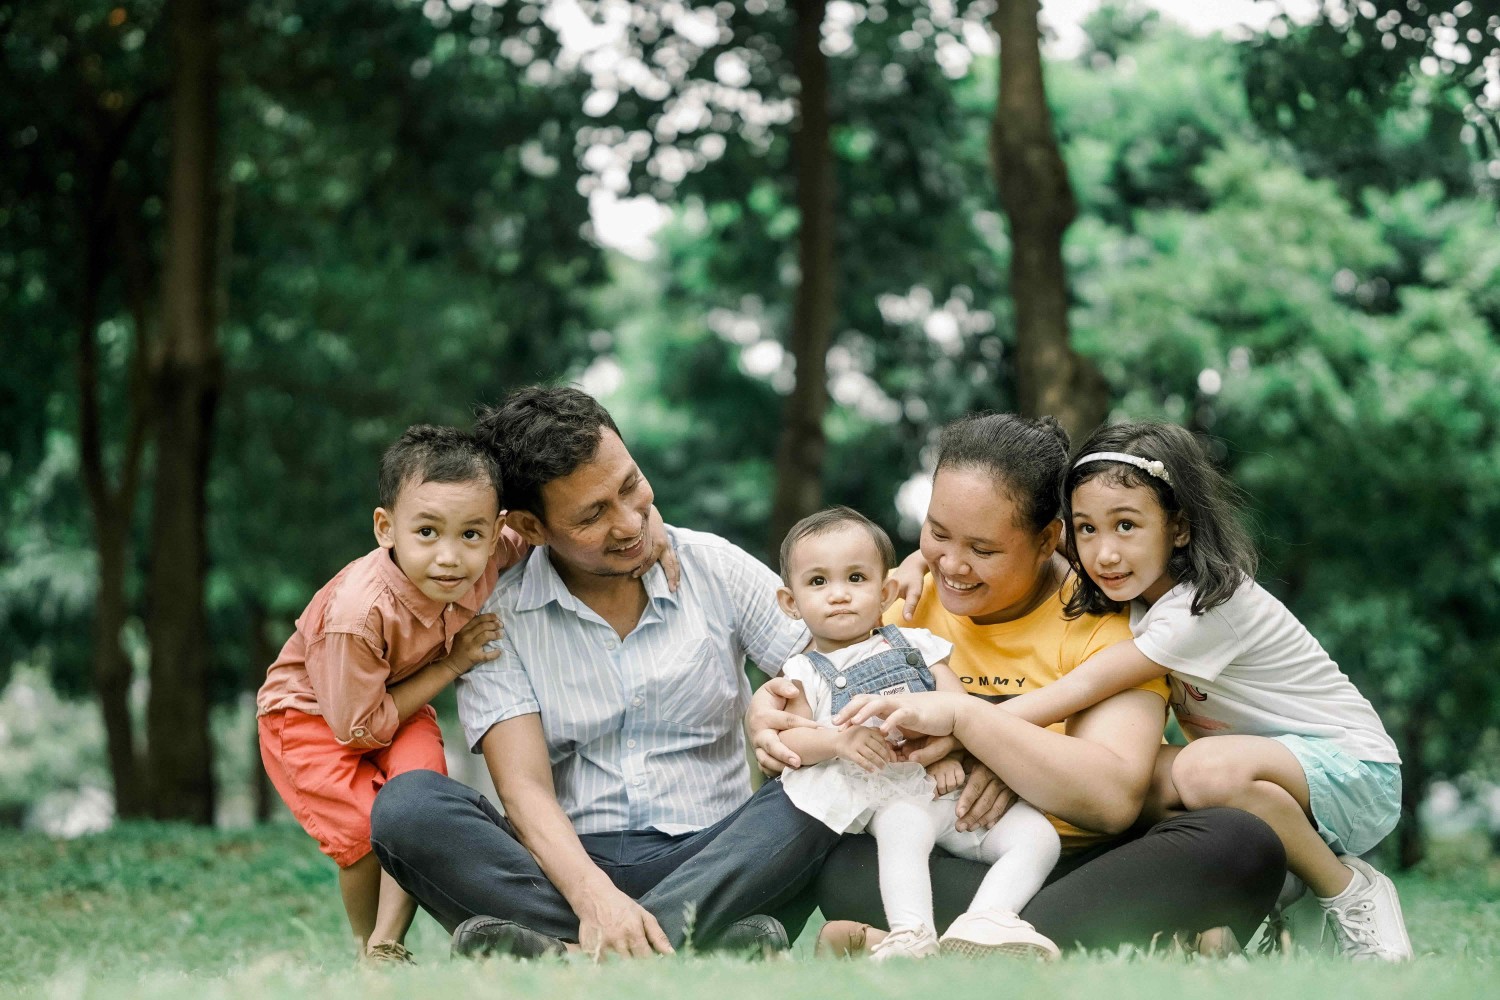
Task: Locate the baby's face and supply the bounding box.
[378,476,500,604]
[784,525,890,653]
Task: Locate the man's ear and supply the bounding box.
[506,509,547,547]
[880,574,900,610]
[776,585,801,620]
[373,507,395,549]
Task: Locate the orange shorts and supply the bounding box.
[258,706,447,867]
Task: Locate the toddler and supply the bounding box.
[774,506,1061,960]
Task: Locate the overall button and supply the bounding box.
[905,652,921,666]
[835,676,847,689]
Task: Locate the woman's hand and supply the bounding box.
[833,691,967,741]
[888,550,931,622]
[955,759,1016,833]
[899,734,961,767]
[636,505,681,592]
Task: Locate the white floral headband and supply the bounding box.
[1074,451,1173,486]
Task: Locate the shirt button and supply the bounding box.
[352,727,366,737]
[632,697,644,707]
[605,639,618,650]
[633,777,645,787]
[627,739,637,748]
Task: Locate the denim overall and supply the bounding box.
[807,625,937,715]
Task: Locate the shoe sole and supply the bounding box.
[939,938,1057,960]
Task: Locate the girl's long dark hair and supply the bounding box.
[1062,422,1257,618]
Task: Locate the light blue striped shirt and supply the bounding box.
[458,526,806,835]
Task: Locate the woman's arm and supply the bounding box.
[839,686,1166,835]
[999,638,1169,729]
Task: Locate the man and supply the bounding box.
[370,385,839,959]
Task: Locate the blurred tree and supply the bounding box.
[990,0,1106,442]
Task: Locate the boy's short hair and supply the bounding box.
[377,424,502,511]
[473,385,622,519]
[779,505,897,584]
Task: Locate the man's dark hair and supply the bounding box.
[473,385,621,518]
[934,412,1072,533]
[779,505,897,584]
[378,424,501,511]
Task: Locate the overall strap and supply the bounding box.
[804,649,843,690]
[874,624,936,692]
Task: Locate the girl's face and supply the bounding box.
[920,466,1061,625]
[1070,477,1188,605]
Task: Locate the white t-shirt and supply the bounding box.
[783,628,954,724]
[1131,580,1399,763]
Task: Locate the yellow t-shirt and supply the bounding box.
[884,574,1169,847]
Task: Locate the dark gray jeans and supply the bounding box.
[370,769,840,947]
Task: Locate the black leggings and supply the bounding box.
[815,807,1286,951]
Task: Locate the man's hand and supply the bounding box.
[446,614,503,676]
[834,691,966,741]
[926,755,965,797]
[887,550,930,622]
[835,726,895,772]
[636,505,681,592]
[748,677,820,774]
[575,883,674,959]
[955,759,1016,833]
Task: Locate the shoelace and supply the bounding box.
[872,927,933,956]
[1325,899,1383,958]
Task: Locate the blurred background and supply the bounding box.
[2,0,1498,872]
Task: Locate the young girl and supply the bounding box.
[774,506,1061,961]
[996,421,1411,961]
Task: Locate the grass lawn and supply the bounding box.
[2,822,1496,998]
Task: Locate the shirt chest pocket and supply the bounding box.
[656,635,739,731]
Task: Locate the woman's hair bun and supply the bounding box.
[1035,415,1070,454]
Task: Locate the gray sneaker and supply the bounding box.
[1322,856,1413,961]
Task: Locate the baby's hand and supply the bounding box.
[888,551,930,622]
[926,755,965,797]
[835,726,895,773]
[447,613,503,675]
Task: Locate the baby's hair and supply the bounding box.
[1062,421,1257,618]
[779,505,896,584]
[935,412,1071,533]
[473,384,622,519]
[377,424,502,512]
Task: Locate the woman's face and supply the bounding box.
[920,465,1060,624]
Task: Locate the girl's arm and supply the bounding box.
[888,551,931,622]
[999,638,1169,729]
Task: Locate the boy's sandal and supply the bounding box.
[816,920,878,958]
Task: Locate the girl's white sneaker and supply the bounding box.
[939,910,1061,960]
[869,924,940,961]
[1322,855,1413,961]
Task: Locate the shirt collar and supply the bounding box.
[373,548,448,628]
[514,547,683,614]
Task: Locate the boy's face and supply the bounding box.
[777,524,898,653]
[373,476,501,604]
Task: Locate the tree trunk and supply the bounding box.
[145,0,222,823]
[77,220,148,818]
[990,0,1108,441]
[1397,712,1427,869]
[768,0,836,555]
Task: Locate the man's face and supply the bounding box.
[519,428,656,580]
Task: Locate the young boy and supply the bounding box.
[257,425,521,963]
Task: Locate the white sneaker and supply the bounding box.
[869,924,939,961]
[1321,855,1413,961]
[939,910,1061,960]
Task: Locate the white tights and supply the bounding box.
[866,794,1062,932]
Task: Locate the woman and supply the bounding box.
[751,412,1285,953]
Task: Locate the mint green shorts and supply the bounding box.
[1274,733,1401,857]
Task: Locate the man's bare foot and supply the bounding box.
[815,920,888,958]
